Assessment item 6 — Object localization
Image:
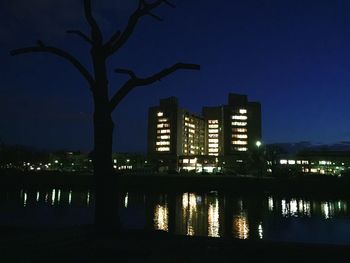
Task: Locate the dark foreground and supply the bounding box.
[1,226,350,262]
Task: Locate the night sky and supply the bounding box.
[1,0,350,153]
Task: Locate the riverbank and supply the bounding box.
[1,226,349,262]
[1,170,350,196]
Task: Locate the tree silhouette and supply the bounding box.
[10,0,200,231]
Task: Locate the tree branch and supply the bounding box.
[10,43,94,88]
[103,31,121,50]
[109,62,200,111]
[105,0,167,55]
[114,68,137,79]
[66,30,93,45]
[83,0,103,44]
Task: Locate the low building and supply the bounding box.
[270,150,350,176]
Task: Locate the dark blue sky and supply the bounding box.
[1,0,350,153]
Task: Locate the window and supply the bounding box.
[232,115,247,120]
[156,141,170,146]
[208,120,218,124]
[232,140,247,145]
[233,134,248,139]
[239,109,247,114]
[156,147,170,152]
[231,122,247,126]
[157,129,170,134]
[235,147,247,152]
[208,129,219,133]
[233,128,247,133]
[157,112,163,117]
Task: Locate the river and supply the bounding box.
[1,188,350,245]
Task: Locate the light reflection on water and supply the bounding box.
[208,197,220,237]
[1,189,350,244]
[233,213,249,239]
[154,204,168,232]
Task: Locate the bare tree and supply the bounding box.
[10,0,200,230]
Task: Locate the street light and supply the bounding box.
[256,141,262,148]
[255,140,262,177]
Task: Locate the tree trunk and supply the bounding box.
[93,105,120,231]
[91,47,120,232]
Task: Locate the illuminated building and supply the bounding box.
[272,150,350,176]
[148,94,262,172]
[148,97,206,170]
[203,93,261,156]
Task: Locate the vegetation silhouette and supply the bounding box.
[10,0,200,231]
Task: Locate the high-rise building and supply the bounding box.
[203,93,262,156]
[148,97,205,170]
[148,94,261,171]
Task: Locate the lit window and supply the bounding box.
[156,141,170,146]
[208,139,219,143]
[208,120,219,124]
[232,140,247,145]
[233,134,248,139]
[157,112,163,117]
[208,124,219,128]
[156,147,170,152]
[183,159,189,163]
[208,143,219,147]
[158,118,168,122]
[239,109,247,114]
[288,160,295,165]
[208,148,219,152]
[233,128,247,133]
[208,129,219,133]
[209,134,218,138]
[232,122,247,126]
[160,135,170,139]
[232,115,247,120]
[280,160,287,164]
[157,129,170,134]
[235,147,247,152]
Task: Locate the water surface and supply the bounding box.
[1,188,350,244]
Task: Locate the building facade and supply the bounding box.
[148,97,206,170]
[203,93,261,157]
[148,94,262,172]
